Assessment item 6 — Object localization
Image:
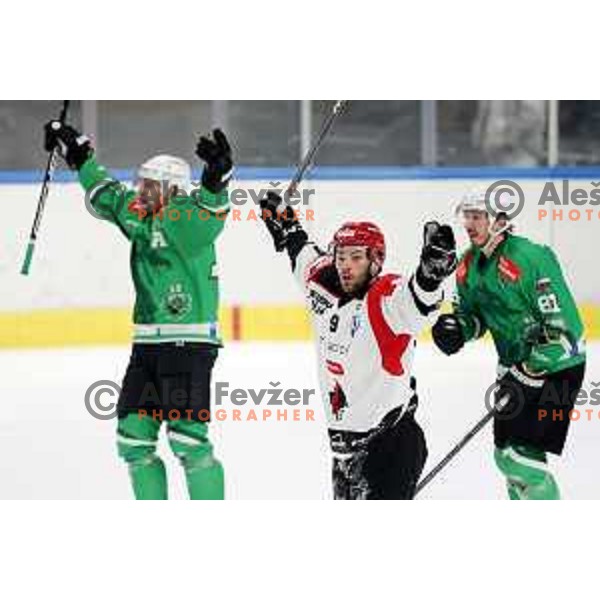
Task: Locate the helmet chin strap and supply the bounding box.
[481,220,512,257]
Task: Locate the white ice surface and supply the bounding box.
[0,341,598,499]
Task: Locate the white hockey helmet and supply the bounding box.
[137,154,191,192]
[455,189,514,254]
[454,189,490,218]
[455,188,520,220]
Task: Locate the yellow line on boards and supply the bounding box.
[0,304,598,348]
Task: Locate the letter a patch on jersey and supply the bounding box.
[151,229,168,249]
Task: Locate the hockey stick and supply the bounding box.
[20,100,70,276]
[414,393,511,497]
[285,100,348,198]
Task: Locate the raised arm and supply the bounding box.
[161,129,233,250]
[44,119,143,239]
[384,221,457,335]
[259,191,325,276]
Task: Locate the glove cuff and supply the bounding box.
[67,140,93,171]
[201,165,233,194]
[416,264,441,292]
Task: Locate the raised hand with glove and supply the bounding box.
[416,221,458,291]
[44,120,93,171]
[259,191,307,254]
[195,128,233,194]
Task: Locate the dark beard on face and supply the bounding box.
[338,271,373,303]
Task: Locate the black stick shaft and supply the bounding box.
[21,100,70,275]
[415,393,510,496]
[285,100,347,198]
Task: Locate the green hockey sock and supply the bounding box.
[495,444,560,500]
[167,420,224,500]
[117,413,167,500]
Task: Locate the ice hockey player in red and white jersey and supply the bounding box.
[260,192,457,499]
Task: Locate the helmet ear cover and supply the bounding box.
[367,248,384,277]
[368,260,381,278]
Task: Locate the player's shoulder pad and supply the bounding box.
[497,235,537,282]
[506,234,539,254]
[499,235,550,282]
[371,272,402,290]
[515,236,559,262]
[366,273,403,301]
[306,254,343,297]
[306,252,331,280]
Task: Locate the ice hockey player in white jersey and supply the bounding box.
[260,192,457,499]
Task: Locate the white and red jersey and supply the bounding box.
[294,242,443,433]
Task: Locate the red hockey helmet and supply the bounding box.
[331,221,386,264]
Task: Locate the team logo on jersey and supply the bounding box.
[351,310,362,338]
[326,341,350,356]
[536,277,551,292]
[163,283,192,319]
[498,256,521,283]
[309,288,334,315]
[329,381,348,420]
[326,360,345,375]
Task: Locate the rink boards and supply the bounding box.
[3,169,600,347]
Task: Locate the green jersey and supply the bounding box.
[453,234,585,374]
[78,156,230,345]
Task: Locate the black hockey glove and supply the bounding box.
[493,364,539,422]
[260,191,307,253]
[44,120,93,170]
[195,128,233,194]
[416,221,458,291]
[432,313,465,356]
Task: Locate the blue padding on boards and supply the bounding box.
[2,165,600,184]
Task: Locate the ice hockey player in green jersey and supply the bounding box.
[432,191,586,500]
[44,120,232,500]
